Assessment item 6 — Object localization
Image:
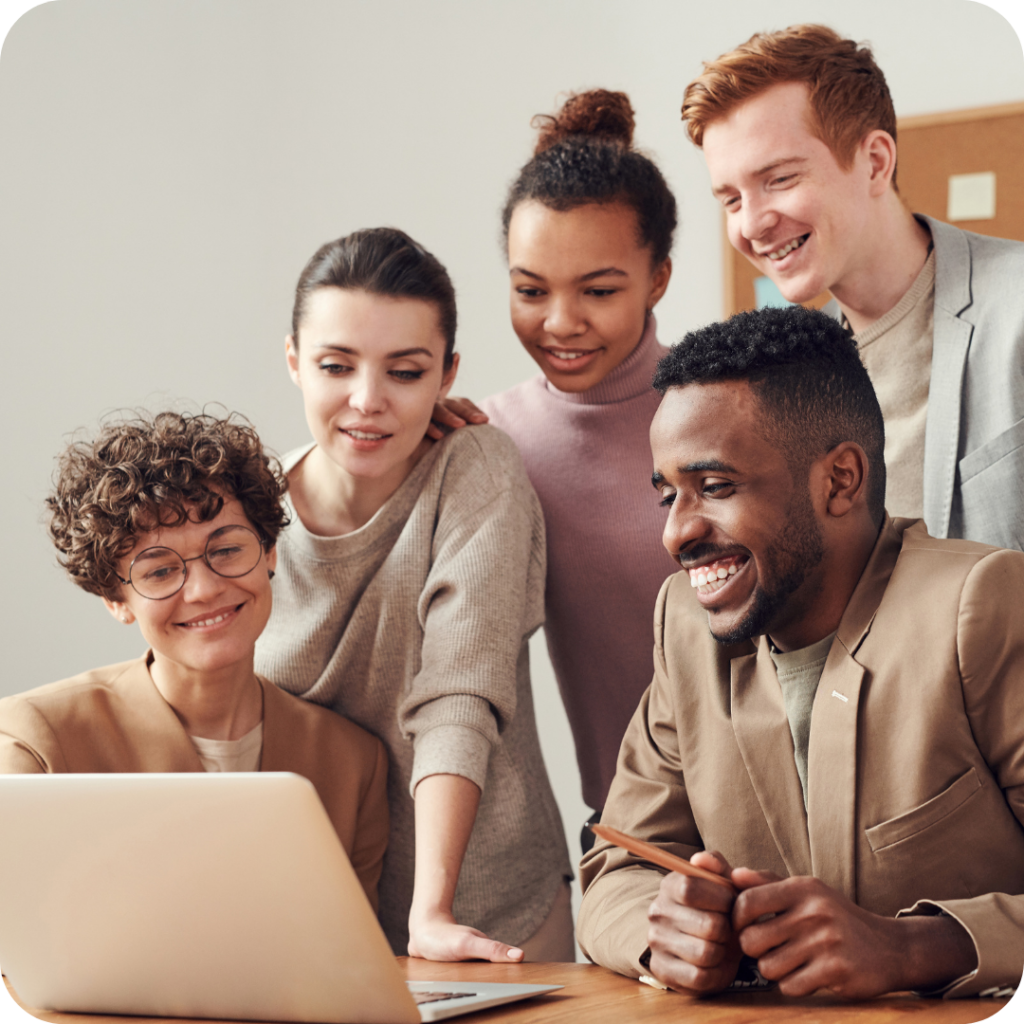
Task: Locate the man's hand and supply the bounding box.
[731,868,978,998]
[407,907,524,963]
[646,851,743,994]
[427,397,489,440]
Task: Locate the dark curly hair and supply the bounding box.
[292,227,457,369]
[653,305,886,524]
[46,411,289,598]
[502,89,677,266]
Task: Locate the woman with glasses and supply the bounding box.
[0,411,389,910]
[254,227,573,964]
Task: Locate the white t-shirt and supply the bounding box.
[189,721,263,772]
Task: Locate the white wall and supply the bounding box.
[1,0,1022,956]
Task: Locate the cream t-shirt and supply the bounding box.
[853,250,936,519]
[189,721,263,772]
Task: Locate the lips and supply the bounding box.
[762,233,809,262]
[176,603,243,629]
[683,554,750,598]
[539,346,602,373]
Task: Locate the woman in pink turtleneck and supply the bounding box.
[436,90,679,844]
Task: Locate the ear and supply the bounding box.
[647,258,673,310]
[102,596,135,625]
[861,130,897,197]
[285,335,302,386]
[438,352,459,400]
[821,442,870,518]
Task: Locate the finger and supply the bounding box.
[731,866,782,890]
[733,879,798,931]
[426,422,445,441]
[447,398,488,423]
[691,850,734,877]
[431,405,467,429]
[648,916,732,970]
[460,932,524,963]
[648,947,733,995]
[660,871,735,914]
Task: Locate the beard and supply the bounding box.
[709,487,825,646]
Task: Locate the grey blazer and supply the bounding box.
[829,216,1024,550]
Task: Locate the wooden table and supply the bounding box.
[5,962,1012,1024]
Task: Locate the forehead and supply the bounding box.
[507,200,645,273]
[650,381,783,474]
[128,495,252,556]
[301,287,445,353]
[701,81,837,182]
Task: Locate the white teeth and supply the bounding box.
[549,351,588,361]
[728,564,737,575]
[690,575,698,588]
[346,429,386,440]
[716,568,728,580]
[184,612,227,628]
[767,235,807,261]
[697,573,708,586]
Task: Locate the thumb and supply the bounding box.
[462,932,524,963]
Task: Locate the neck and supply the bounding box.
[149,652,263,741]
[291,440,427,536]
[768,516,881,653]
[831,197,932,335]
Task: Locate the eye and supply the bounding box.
[703,480,735,497]
[390,369,426,382]
[586,288,618,298]
[658,491,676,508]
[141,563,180,582]
[770,174,798,188]
[318,361,351,375]
[515,286,544,298]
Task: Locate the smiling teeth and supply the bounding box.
[549,351,589,361]
[346,430,386,440]
[767,235,808,261]
[184,612,229,628]
[689,561,739,590]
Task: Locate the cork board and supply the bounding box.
[723,101,1024,317]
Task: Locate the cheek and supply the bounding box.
[509,302,541,344]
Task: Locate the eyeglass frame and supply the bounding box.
[115,524,267,601]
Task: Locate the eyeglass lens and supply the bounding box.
[129,525,263,599]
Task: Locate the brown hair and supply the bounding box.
[291,227,457,369]
[502,89,677,266]
[46,411,289,599]
[682,25,898,183]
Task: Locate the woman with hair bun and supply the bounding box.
[255,227,573,963]
[435,90,678,850]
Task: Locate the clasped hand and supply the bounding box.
[646,852,977,998]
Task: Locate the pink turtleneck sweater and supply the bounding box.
[481,317,678,810]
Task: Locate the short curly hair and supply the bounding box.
[46,411,289,599]
[653,305,886,524]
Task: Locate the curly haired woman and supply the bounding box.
[0,410,389,909]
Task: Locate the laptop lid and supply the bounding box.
[0,772,421,1024]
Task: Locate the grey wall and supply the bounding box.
[1,0,1022,955]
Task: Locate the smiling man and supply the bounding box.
[578,305,1024,1000]
[681,24,1024,551]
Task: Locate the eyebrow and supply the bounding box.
[711,157,809,196]
[313,345,434,359]
[509,266,628,282]
[650,459,738,488]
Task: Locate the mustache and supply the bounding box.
[677,543,745,568]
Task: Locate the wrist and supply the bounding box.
[891,913,978,992]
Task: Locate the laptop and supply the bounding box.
[0,773,561,1023]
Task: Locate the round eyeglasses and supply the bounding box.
[117,525,265,600]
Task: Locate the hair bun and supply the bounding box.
[532,89,635,154]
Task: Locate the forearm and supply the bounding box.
[410,772,481,920]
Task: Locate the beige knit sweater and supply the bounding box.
[255,425,572,953]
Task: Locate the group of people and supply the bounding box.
[1,22,1022,1002]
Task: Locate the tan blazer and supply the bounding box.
[579,519,1024,997]
[0,654,390,911]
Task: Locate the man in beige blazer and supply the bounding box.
[578,304,1024,999]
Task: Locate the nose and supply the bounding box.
[662,494,713,564]
[180,556,226,602]
[349,368,387,415]
[738,192,779,244]
[543,295,586,341]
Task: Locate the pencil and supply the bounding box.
[589,824,736,892]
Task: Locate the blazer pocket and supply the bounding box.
[865,768,981,853]
[958,417,1024,484]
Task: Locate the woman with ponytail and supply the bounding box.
[437,91,679,848]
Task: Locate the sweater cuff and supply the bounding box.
[409,723,493,796]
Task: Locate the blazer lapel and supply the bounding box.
[731,644,813,878]
[805,520,904,901]
[922,216,974,539]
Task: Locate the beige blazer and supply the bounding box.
[579,519,1024,997]
[0,654,390,910]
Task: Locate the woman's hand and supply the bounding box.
[427,397,489,440]
[407,907,524,962]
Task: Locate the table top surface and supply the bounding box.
[5,960,1012,1024]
